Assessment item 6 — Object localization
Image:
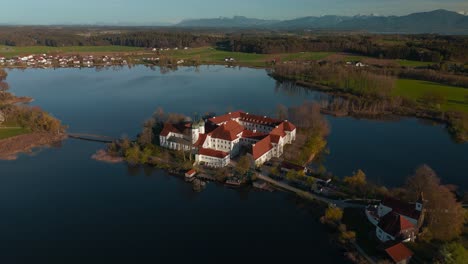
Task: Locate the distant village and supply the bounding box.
[0,46,191,69]
[0,54,130,68]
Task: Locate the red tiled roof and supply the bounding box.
[242,130,269,140]
[185,169,197,176]
[270,134,281,144]
[209,111,284,127]
[251,136,273,160]
[198,148,230,159]
[209,111,242,124]
[283,121,296,131]
[194,134,208,147]
[385,243,413,263]
[209,120,244,141]
[160,123,190,137]
[270,123,286,137]
[239,112,283,127]
[381,197,421,220]
[378,212,415,237]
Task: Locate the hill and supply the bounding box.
[176,10,468,34]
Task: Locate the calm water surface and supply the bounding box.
[1,65,467,262]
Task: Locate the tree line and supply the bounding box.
[220,34,468,62]
[1,27,467,63]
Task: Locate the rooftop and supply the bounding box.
[385,243,414,263]
[381,196,421,220]
[198,148,230,159]
[378,212,415,237]
[160,122,192,137]
[251,136,273,160]
[209,120,244,141]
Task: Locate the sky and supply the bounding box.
[1,0,467,25]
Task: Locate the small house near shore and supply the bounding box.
[366,193,425,243]
[185,169,197,178]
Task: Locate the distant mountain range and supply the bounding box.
[176,10,468,34]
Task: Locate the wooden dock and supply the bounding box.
[196,174,217,182]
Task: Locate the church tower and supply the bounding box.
[415,192,424,212]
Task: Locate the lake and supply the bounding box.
[1,65,467,262]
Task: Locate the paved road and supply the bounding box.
[257,174,365,209]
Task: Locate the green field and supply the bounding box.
[0,127,29,140]
[0,45,145,56]
[281,52,333,61]
[342,55,370,62]
[163,47,334,67]
[397,59,434,67]
[394,79,468,113]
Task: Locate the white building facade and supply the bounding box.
[159,111,297,168]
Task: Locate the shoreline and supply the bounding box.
[4,62,464,142]
[272,75,467,143]
[0,132,67,160]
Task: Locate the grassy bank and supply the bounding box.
[394,79,468,113]
[0,127,30,140]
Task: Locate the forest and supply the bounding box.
[1,27,468,64]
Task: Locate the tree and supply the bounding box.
[236,156,251,175]
[343,169,367,187]
[404,165,465,241]
[269,166,279,177]
[323,206,343,224]
[125,145,141,165]
[338,224,356,244]
[0,69,8,99]
[137,119,155,146]
[306,176,316,188]
[140,146,153,164]
[276,104,288,120]
[422,90,447,109]
[435,242,468,264]
[215,167,229,182]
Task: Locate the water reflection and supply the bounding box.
[5,65,467,188]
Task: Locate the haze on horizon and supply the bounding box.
[1,0,467,25]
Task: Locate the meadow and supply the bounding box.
[0,127,29,140]
[163,47,333,67]
[394,79,468,113]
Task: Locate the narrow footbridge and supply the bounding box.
[256,174,365,209]
[67,133,118,143]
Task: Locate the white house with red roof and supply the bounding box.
[159,111,297,168]
[366,194,425,243]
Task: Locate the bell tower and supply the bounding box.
[415,192,424,212]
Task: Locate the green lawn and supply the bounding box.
[0,127,30,140]
[162,47,334,67]
[0,45,145,56]
[343,55,370,62]
[394,79,468,113]
[397,59,435,67]
[282,52,333,61]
